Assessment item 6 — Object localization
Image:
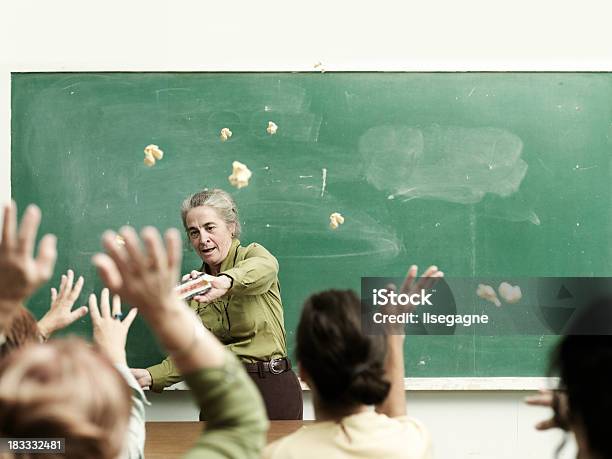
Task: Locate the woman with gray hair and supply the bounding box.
[131,189,303,420]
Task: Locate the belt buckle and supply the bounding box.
[269,358,284,375]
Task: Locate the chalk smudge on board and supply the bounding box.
[478,194,541,226]
[359,125,528,206]
[243,200,400,262]
[321,168,327,197]
[574,164,598,171]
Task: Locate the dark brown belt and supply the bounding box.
[243,357,291,375]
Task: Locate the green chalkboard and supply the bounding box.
[11,72,612,377]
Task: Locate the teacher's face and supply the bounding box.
[185,206,236,269]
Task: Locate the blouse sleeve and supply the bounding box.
[221,243,279,296]
[182,350,269,459]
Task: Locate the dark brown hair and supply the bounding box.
[550,297,612,459]
[296,290,390,409]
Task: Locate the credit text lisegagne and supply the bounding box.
[371,289,489,328]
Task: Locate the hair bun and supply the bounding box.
[297,290,391,407]
[346,363,390,406]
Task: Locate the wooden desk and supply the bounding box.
[145,421,312,459]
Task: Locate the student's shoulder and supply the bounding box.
[261,437,282,459]
[393,415,429,434]
[390,416,432,457]
[262,423,332,459]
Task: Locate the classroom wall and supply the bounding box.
[144,390,577,459]
[2,1,610,458]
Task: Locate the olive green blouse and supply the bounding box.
[148,239,287,392]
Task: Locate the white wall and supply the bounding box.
[144,389,577,459]
[3,1,610,457]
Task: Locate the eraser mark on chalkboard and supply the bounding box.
[575,164,598,171]
[321,168,327,198]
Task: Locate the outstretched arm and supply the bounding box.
[525,389,570,431]
[93,226,268,459]
[193,243,279,304]
[38,269,88,339]
[92,226,226,371]
[89,288,144,459]
[0,201,56,330]
[376,265,443,418]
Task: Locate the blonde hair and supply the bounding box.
[180,189,241,238]
[0,338,131,459]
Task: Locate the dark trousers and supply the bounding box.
[199,368,303,421]
[247,368,303,420]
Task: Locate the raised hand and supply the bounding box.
[381,265,444,334]
[92,226,182,319]
[89,288,137,365]
[0,202,57,304]
[92,225,225,372]
[398,265,443,309]
[375,264,444,418]
[525,389,570,431]
[38,269,88,338]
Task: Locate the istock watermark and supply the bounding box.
[372,288,434,306]
[361,276,612,336]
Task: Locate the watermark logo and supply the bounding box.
[361,277,612,336]
[372,288,433,307]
